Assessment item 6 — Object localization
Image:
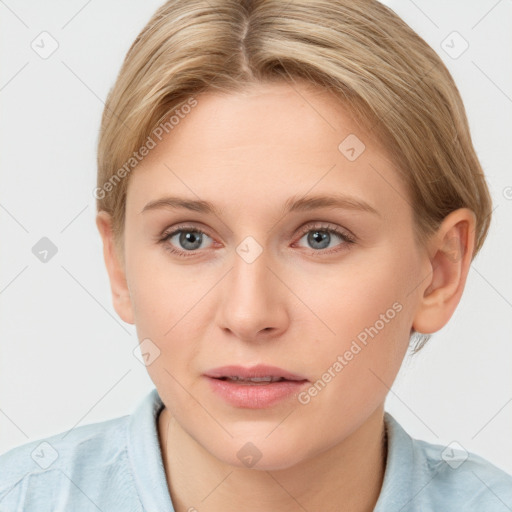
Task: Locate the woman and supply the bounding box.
[1,0,511,510]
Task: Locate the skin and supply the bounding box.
[96,80,476,512]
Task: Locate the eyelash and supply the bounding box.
[158,222,356,258]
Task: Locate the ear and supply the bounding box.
[95,211,135,325]
[412,208,476,334]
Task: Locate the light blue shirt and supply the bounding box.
[1,388,511,511]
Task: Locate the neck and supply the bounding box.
[158,406,388,512]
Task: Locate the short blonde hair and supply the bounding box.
[96,0,493,352]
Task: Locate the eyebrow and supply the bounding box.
[140,193,380,217]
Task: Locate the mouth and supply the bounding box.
[203,365,309,408]
[214,376,296,385]
[204,364,309,383]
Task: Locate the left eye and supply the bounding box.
[295,225,355,252]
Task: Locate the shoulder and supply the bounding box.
[413,435,512,508]
[0,414,134,508]
[377,413,512,511]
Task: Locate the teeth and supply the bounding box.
[225,376,284,383]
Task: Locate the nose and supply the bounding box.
[216,243,289,343]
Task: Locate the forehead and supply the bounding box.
[126,81,410,221]
[149,81,378,158]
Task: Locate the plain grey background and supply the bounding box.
[1,0,511,475]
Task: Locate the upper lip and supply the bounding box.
[204,364,308,381]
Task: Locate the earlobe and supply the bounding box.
[412,208,476,335]
[95,211,135,325]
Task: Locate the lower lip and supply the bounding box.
[205,377,309,409]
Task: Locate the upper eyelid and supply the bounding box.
[163,221,349,236]
[162,222,354,245]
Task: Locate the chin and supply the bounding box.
[204,436,311,472]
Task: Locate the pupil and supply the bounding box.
[180,231,202,250]
[309,230,329,249]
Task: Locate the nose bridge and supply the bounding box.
[230,236,274,308]
[218,235,285,337]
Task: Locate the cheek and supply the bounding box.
[294,280,410,431]
[297,248,415,381]
[301,247,412,336]
[127,245,194,334]
[127,242,215,341]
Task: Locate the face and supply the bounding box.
[114,81,433,469]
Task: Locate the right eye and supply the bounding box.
[160,226,215,257]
